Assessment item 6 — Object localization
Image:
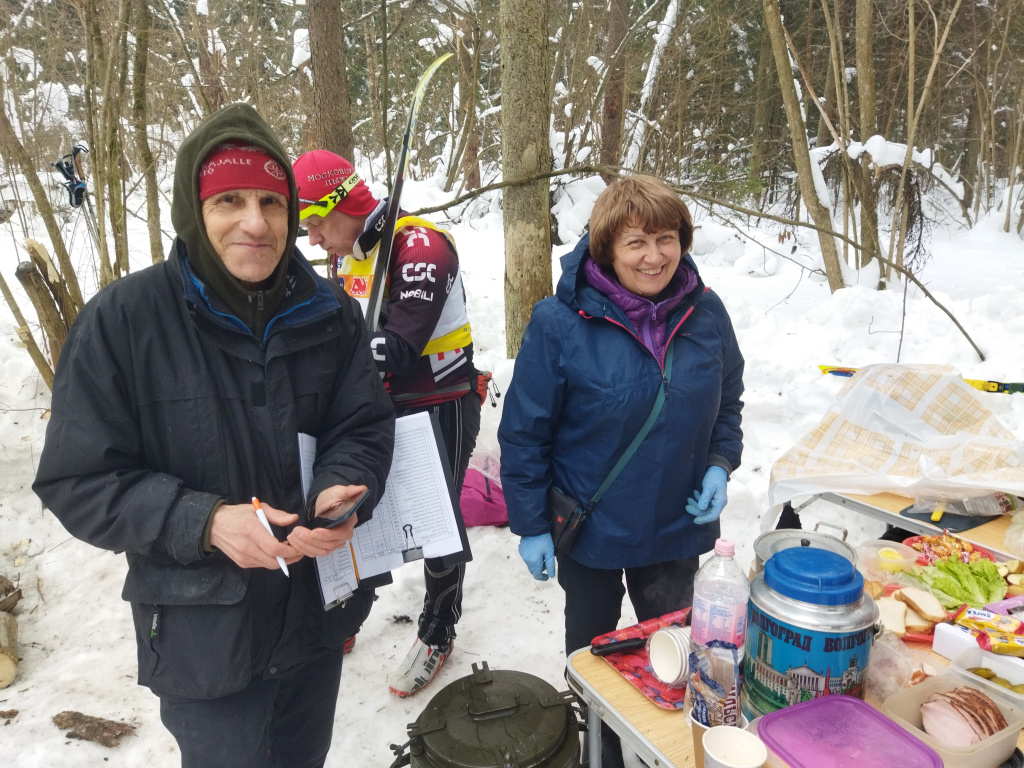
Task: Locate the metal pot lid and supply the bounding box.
[754,529,857,563]
[408,662,576,768]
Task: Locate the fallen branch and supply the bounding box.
[52,711,136,748]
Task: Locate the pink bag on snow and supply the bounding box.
[459,455,508,527]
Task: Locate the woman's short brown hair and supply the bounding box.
[588,175,694,266]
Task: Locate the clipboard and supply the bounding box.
[423,408,472,570]
[302,411,472,610]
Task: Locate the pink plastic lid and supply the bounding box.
[758,696,942,768]
[714,538,735,557]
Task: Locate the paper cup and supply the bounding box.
[647,625,691,686]
[690,710,709,768]
[702,725,768,768]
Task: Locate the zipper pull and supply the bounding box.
[257,291,264,311]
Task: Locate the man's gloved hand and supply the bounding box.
[518,533,556,581]
[685,466,729,525]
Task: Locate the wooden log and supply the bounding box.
[0,611,17,689]
[0,574,21,613]
[16,260,67,356]
[25,238,79,327]
[52,711,135,747]
[0,270,54,389]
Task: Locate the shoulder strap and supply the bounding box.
[585,342,675,512]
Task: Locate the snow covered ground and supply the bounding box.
[0,171,1022,766]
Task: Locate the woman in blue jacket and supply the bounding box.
[498,176,744,761]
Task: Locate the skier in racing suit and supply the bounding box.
[292,150,481,697]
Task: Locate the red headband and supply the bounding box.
[199,142,290,201]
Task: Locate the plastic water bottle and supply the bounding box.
[962,492,1019,517]
[690,538,750,650]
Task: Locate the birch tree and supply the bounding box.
[622,0,678,170]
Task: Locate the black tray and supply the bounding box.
[899,505,1000,534]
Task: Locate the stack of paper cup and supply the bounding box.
[702,725,768,768]
[647,625,691,686]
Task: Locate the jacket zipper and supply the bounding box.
[580,305,694,372]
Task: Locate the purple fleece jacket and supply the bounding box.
[584,257,698,356]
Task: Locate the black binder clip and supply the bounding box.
[401,523,424,563]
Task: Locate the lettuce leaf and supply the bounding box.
[909,557,1007,609]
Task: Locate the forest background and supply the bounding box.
[0,0,1022,375]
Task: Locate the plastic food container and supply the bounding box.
[902,534,996,566]
[857,539,918,576]
[950,645,1024,708]
[882,674,1024,768]
[757,695,941,768]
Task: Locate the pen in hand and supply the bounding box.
[251,497,290,577]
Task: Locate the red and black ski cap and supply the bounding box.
[292,150,378,220]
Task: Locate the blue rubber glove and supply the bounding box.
[686,466,729,524]
[518,533,556,581]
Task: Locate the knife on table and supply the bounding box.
[590,636,648,656]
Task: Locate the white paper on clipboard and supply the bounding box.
[301,411,466,608]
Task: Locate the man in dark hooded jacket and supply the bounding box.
[33,104,395,768]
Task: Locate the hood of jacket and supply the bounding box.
[555,232,705,325]
[171,103,300,332]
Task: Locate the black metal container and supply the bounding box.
[391,662,582,768]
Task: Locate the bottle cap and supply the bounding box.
[714,538,735,557]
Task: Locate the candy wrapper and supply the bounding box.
[954,605,1024,656]
[684,641,742,727]
[953,605,1024,635]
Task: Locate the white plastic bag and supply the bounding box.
[769,365,1024,525]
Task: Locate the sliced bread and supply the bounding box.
[864,580,886,600]
[896,586,948,623]
[904,604,935,634]
[877,596,908,637]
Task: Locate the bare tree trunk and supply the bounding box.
[763,0,845,292]
[500,0,552,358]
[751,20,775,192]
[308,0,354,159]
[193,10,226,112]
[600,0,627,182]
[885,0,964,275]
[79,0,114,286]
[853,0,881,277]
[0,270,53,389]
[446,14,481,192]
[962,94,981,212]
[854,0,877,137]
[131,0,164,264]
[101,0,132,279]
[816,58,836,149]
[361,0,385,178]
[1004,81,1024,233]
[380,0,392,180]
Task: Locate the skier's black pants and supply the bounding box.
[398,392,481,648]
[159,650,343,768]
[558,554,699,768]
